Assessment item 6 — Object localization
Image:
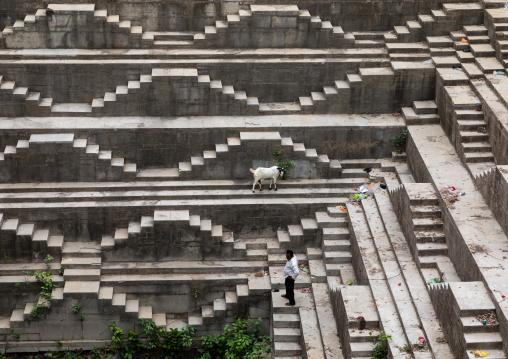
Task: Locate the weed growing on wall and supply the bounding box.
[273,150,295,179]
[393,129,408,153]
[22,254,56,319]
[368,330,392,359]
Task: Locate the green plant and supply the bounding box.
[118,151,127,159]
[23,255,56,319]
[368,331,392,359]
[14,282,20,288]
[346,279,356,286]
[44,254,54,269]
[392,129,408,153]
[162,325,194,358]
[273,150,295,179]
[3,254,10,263]
[0,351,5,359]
[109,322,124,353]
[194,289,199,299]
[58,342,63,349]
[12,330,20,339]
[124,329,141,359]
[402,343,413,353]
[90,346,107,359]
[199,317,271,359]
[59,266,65,276]
[79,313,85,322]
[140,319,165,349]
[62,351,85,359]
[72,305,81,314]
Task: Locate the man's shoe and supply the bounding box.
[281,294,288,298]
[285,303,295,306]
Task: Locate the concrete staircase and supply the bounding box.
[137,131,334,180]
[101,209,234,261]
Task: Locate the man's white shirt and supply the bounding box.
[283,255,299,280]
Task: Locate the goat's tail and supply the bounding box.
[249,168,255,174]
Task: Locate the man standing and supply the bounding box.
[282,249,299,306]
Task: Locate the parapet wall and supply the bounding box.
[475,166,508,237]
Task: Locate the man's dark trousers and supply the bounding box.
[285,277,295,305]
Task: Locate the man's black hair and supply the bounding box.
[286,249,294,256]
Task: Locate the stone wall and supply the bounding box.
[0,0,442,32]
[0,60,389,103]
[0,124,404,168]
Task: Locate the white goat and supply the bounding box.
[250,166,285,193]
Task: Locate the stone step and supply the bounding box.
[462,142,492,153]
[61,242,101,258]
[460,131,489,142]
[60,257,101,269]
[153,40,194,49]
[259,102,301,113]
[464,332,504,350]
[326,206,348,217]
[457,120,487,130]
[413,100,437,115]
[455,109,484,120]
[466,350,507,359]
[323,239,351,251]
[63,269,101,281]
[414,231,447,243]
[246,249,268,260]
[463,25,488,36]
[322,227,350,240]
[315,211,348,227]
[412,217,443,231]
[348,328,381,342]
[386,43,429,53]
[323,251,352,263]
[410,205,441,218]
[350,342,374,357]
[341,169,369,178]
[273,327,301,342]
[274,341,302,356]
[461,316,500,333]
[63,281,100,297]
[101,260,266,275]
[273,313,300,328]
[464,152,495,163]
[271,292,299,315]
[427,36,454,48]
[416,242,449,256]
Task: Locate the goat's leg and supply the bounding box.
[274,177,278,191]
[252,177,257,193]
[258,179,262,191]
[269,178,273,190]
